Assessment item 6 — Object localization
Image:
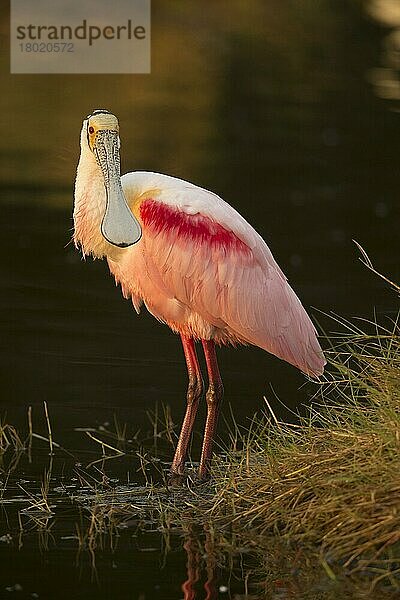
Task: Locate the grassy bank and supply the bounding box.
[163,314,400,593]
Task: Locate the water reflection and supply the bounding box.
[0,434,245,598]
[1,1,400,598]
[2,428,400,599]
[181,525,220,600]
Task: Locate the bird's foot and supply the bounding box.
[195,473,211,485]
[197,463,212,484]
[167,470,188,488]
[168,468,209,488]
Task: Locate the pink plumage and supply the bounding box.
[107,172,325,378]
[74,111,325,480]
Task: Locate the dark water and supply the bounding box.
[1,1,400,598]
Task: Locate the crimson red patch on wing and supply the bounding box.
[140,199,250,254]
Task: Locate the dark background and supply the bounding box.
[1,1,399,435]
[0,2,399,596]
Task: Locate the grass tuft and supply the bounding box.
[176,315,400,590]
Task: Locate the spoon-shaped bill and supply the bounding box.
[95,130,142,248]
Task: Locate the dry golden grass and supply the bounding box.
[170,316,400,591]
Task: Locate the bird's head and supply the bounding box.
[80,109,142,248]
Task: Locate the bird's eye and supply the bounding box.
[88,126,95,134]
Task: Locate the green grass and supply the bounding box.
[162,314,400,593]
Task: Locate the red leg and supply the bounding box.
[198,340,224,480]
[171,335,203,476]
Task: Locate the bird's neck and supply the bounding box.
[73,146,110,258]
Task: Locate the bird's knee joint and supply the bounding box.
[186,377,203,405]
[205,383,224,407]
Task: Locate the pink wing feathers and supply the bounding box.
[134,183,325,377]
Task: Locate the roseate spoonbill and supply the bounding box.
[73,109,325,480]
